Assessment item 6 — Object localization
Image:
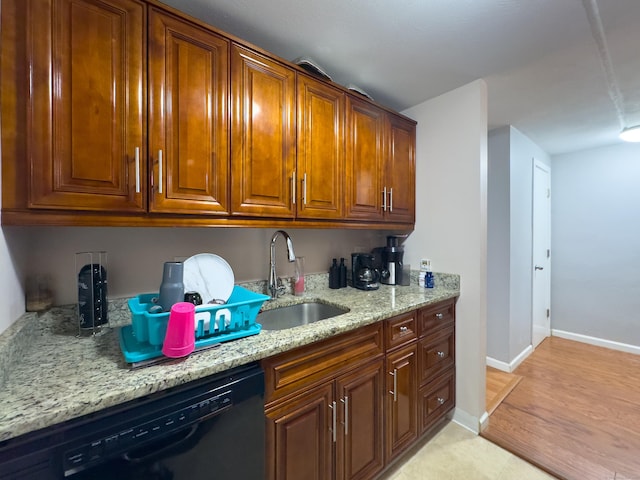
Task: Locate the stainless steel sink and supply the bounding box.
[257,302,349,330]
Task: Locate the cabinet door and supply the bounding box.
[345,96,384,221]
[29,0,145,211]
[148,9,229,214]
[335,360,384,480]
[385,114,415,223]
[385,343,418,462]
[296,74,345,219]
[231,44,296,217]
[266,382,333,480]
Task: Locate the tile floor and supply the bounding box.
[381,421,556,480]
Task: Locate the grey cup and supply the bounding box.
[158,262,184,312]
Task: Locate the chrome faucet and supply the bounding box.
[268,230,296,299]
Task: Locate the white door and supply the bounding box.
[532,159,551,348]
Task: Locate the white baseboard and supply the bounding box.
[451,407,481,434]
[486,344,533,373]
[479,411,490,432]
[552,329,640,355]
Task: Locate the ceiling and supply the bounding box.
[160,0,640,156]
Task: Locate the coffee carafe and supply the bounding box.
[380,235,404,285]
[351,253,380,290]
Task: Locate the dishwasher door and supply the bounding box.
[74,392,265,480]
[0,363,265,480]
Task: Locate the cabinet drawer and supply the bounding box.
[418,299,455,336]
[418,368,455,434]
[418,325,455,385]
[262,323,383,405]
[384,311,417,351]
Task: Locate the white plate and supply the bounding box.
[183,253,234,304]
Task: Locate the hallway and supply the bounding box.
[482,337,640,479]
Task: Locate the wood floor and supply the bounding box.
[482,337,640,480]
[486,366,523,415]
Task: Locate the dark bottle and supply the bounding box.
[329,258,340,289]
[339,258,347,288]
[78,264,108,329]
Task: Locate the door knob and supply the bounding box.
[535,265,544,271]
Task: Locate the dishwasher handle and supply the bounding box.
[122,423,199,464]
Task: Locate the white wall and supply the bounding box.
[486,126,551,367]
[0,51,29,331]
[487,127,511,362]
[0,229,28,334]
[552,142,640,347]
[403,79,488,432]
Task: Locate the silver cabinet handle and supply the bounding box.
[341,396,349,435]
[437,397,445,405]
[134,147,140,193]
[436,351,445,358]
[382,186,387,211]
[399,325,408,333]
[535,265,544,271]
[302,173,307,205]
[292,170,296,205]
[329,401,337,443]
[389,187,393,212]
[158,150,163,195]
[435,313,444,320]
[388,369,397,402]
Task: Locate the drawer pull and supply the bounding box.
[436,351,445,358]
[399,326,408,333]
[435,313,444,320]
[437,397,445,405]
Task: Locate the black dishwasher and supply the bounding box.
[0,363,265,479]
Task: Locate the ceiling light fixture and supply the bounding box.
[619,126,640,142]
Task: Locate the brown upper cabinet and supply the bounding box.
[345,96,416,223]
[345,96,386,221]
[230,45,296,218]
[1,0,415,228]
[20,0,147,213]
[385,114,416,223]
[296,74,345,220]
[148,8,230,214]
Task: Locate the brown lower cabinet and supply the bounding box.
[265,359,385,480]
[385,343,418,462]
[262,297,457,480]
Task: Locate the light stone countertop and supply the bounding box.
[0,273,459,443]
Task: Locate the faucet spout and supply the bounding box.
[268,230,296,299]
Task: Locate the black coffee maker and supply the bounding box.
[351,253,380,290]
[379,235,405,285]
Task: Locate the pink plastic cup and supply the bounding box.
[162,302,196,358]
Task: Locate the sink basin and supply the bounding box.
[257,302,349,330]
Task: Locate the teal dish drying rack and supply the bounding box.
[120,285,270,364]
